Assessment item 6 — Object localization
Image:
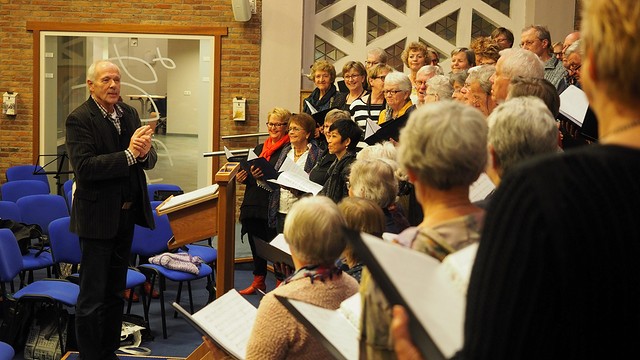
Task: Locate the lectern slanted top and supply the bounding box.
[156,184,219,250]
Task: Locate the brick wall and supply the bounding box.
[0,0,263,216]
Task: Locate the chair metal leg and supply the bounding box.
[187,281,194,314]
[158,276,167,339]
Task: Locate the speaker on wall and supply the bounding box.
[232,0,252,22]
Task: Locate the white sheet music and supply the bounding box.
[468,173,495,203]
[247,149,258,161]
[364,118,381,140]
[223,146,234,160]
[285,297,360,360]
[270,234,291,255]
[279,157,308,178]
[156,184,219,211]
[305,100,318,114]
[268,171,323,195]
[361,233,465,359]
[190,289,257,359]
[559,85,589,126]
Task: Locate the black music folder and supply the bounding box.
[348,231,467,360]
[253,234,294,268]
[363,112,410,145]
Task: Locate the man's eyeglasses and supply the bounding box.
[365,61,379,67]
[266,122,287,128]
[415,80,427,87]
[567,64,581,72]
[383,89,403,96]
[520,39,539,48]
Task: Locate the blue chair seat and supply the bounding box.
[22,249,54,271]
[179,245,217,263]
[125,269,147,289]
[0,341,15,360]
[13,279,79,307]
[139,263,212,282]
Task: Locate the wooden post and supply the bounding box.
[214,162,239,298]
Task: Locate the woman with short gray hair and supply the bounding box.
[360,101,487,359]
[246,196,359,359]
[425,75,453,103]
[378,71,415,125]
[348,158,409,234]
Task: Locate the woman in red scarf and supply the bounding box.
[237,107,290,295]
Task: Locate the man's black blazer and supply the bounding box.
[65,97,157,239]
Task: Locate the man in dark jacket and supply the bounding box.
[66,59,157,360]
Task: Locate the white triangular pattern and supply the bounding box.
[305,0,522,76]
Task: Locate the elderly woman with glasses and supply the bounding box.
[350,63,393,128]
[302,60,346,115]
[268,113,321,234]
[237,107,291,295]
[378,71,416,126]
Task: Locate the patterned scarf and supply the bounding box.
[260,134,290,161]
[284,264,342,285]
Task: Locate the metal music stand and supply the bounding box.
[35,152,74,195]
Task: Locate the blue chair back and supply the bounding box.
[0,229,24,281]
[48,217,82,265]
[0,201,21,221]
[1,180,50,202]
[63,179,74,195]
[6,165,50,192]
[147,183,182,202]
[16,194,69,235]
[132,202,172,257]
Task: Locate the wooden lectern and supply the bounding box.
[156,162,239,301]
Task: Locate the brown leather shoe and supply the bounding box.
[238,275,266,295]
[123,288,139,302]
[144,281,160,299]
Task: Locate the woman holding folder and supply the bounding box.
[237,107,290,296]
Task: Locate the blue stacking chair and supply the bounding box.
[47,217,149,321]
[1,180,50,203]
[147,183,182,202]
[5,165,50,193]
[131,209,212,339]
[0,199,55,288]
[0,228,79,355]
[16,194,69,236]
[0,341,14,360]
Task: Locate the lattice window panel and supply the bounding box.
[306,0,520,75]
[367,7,399,45]
[421,0,448,15]
[482,0,510,16]
[471,11,497,38]
[427,10,459,46]
[315,35,348,63]
[323,6,356,42]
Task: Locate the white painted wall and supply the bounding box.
[167,39,200,135]
[258,0,305,130]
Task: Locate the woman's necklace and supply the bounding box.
[602,120,640,139]
[348,89,365,104]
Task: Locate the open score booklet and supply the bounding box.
[173,289,257,359]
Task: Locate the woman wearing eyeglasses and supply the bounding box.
[350,63,393,128]
[341,61,368,110]
[237,107,291,296]
[378,72,416,126]
[268,113,321,234]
